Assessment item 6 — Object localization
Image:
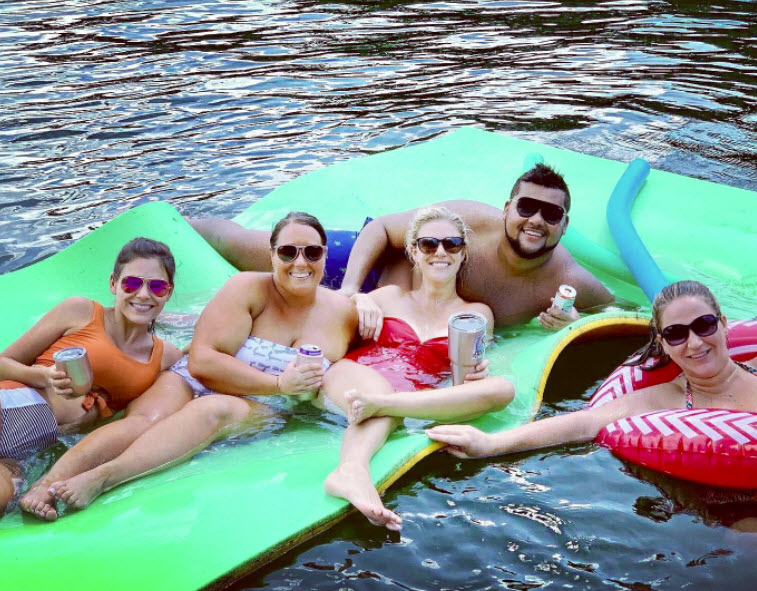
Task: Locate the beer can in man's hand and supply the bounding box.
[448,312,487,386]
[52,346,94,397]
[552,285,576,314]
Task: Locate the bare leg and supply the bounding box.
[320,360,403,530]
[50,394,270,511]
[21,371,193,521]
[347,375,514,425]
[187,218,273,272]
[0,460,20,516]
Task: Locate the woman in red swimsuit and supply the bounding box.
[320,206,514,531]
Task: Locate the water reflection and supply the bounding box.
[2,0,756,273]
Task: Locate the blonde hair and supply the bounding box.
[404,206,470,260]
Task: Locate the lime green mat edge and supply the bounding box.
[1,128,755,591]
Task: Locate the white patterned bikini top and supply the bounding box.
[170,336,330,397]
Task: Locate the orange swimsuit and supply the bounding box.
[1,301,164,418]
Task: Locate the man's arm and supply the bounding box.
[188,218,273,272]
[338,210,415,296]
[571,265,614,310]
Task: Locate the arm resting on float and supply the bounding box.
[339,212,412,295]
[188,217,273,272]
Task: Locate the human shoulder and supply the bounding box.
[465,301,495,330]
[318,287,358,329]
[51,297,96,326]
[435,199,503,229]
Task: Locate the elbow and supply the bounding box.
[484,376,515,412]
[187,348,216,385]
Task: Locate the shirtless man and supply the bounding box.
[190,164,612,329]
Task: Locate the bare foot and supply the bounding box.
[49,467,109,510]
[19,480,58,521]
[344,389,382,425]
[324,461,402,531]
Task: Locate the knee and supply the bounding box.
[486,377,515,411]
[190,396,247,430]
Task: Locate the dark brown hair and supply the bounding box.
[113,237,175,284]
[509,163,571,212]
[270,212,327,248]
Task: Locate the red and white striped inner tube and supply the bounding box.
[589,319,757,489]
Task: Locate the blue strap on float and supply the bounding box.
[606,158,670,302]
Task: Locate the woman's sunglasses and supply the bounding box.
[660,314,721,346]
[515,197,566,226]
[415,236,465,255]
[121,276,172,297]
[275,244,326,263]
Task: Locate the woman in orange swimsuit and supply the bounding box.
[1,238,181,517]
[320,207,515,531]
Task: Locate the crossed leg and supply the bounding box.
[21,371,194,521]
[320,360,403,531]
[49,393,272,512]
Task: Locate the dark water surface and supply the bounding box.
[3,0,757,589]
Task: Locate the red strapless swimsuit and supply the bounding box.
[345,317,451,392]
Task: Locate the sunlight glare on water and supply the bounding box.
[2,0,757,589]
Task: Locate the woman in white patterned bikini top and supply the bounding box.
[38,212,358,515]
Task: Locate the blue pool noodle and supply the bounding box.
[606,158,670,302]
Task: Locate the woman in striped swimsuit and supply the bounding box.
[1,238,182,516]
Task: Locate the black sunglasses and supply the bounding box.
[415,236,465,255]
[275,244,326,263]
[660,314,721,346]
[515,197,566,226]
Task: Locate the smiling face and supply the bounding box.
[110,257,173,326]
[503,181,568,260]
[270,222,326,294]
[658,295,729,379]
[409,219,465,281]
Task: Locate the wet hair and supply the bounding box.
[269,211,327,248]
[405,206,470,265]
[625,280,722,370]
[113,237,176,284]
[509,163,571,212]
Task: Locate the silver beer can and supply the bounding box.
[296,344,323,367]
[448,312,487,386]
[52,346,93,397]
[552,284,576,313]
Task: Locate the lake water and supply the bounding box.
[3,1,757,589]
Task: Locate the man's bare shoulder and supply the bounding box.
[435,199,503,223]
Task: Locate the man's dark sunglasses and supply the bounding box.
[275,244,326,263]
[415,236,465,255]
[660,314,721,346]
[515,197,566,225]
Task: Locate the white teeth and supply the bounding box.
[290,272,311,278]
[690,350,709,359]
[430,262,449,267]
[131,304,151,311]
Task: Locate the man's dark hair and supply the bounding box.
[509,164,571,212]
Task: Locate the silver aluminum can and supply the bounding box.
[448,312,487,386]
[295,344,323,401]
[52,346,93,397]
[552,284,576,313]
[296,344,323,367]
